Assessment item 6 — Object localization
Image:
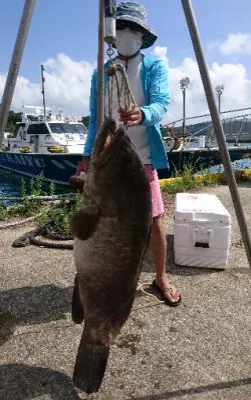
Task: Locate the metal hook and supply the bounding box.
[106,43,115,58]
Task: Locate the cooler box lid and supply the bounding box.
[174,193,231,224]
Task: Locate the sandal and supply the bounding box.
[152,280,182,307]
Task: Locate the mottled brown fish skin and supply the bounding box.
[70,118,152,394]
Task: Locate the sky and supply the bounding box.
[0,0,251,125]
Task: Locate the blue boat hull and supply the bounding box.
[167,146,251,176]
[0,152,82,185]
[0,146,250,184]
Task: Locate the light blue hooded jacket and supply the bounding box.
[83,54,171,170]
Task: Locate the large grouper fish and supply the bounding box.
[70,118,152,394]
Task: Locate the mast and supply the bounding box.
[0,0,36,143]
[41,64,46,118]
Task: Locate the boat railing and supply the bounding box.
[163,106,251,146]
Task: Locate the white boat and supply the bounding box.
[0,106,88,184]
[1,106,87,154]
[1,105,251,184]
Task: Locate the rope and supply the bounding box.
[0,215,38,230]
[137,282,164,304]
[0,194,74,202]
[105,44,136,118]
[167,126,182,151]
[12,222,73,249]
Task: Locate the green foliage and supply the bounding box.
[0,172,55,220]
[48,181,56,196]
[0,171,83,231]
[5,110,22,132]
[18,172,45,216]
[81,116,90,129]
[161,164,218,194]
[0,170,82,234]
[36,192,83,234]
[0,204,8,221]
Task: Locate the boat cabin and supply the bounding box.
[1,107,87,154]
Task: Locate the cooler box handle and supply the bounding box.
[193,227,212,248]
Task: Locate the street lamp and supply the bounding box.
[180,77,190,136]
[215,84,224,113]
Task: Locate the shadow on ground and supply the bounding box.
[0,363,81,400]
[136,377,251,399]
[234,181,251,189]
[0,284,73,345]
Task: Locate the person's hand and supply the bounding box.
[118,104,143,127]
[75,156,90,175]
[68,156,90,190]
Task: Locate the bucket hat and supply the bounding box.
[116,2,157,49]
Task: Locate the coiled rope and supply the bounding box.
[12,222,73,250]
[1,194,75,249]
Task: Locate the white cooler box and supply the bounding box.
[174,193,231,269]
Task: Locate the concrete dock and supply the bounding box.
[0,183,251,400]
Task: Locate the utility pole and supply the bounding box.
[0,0,36,143]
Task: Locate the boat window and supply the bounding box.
[48,123,87,134]
[27,123,50,135]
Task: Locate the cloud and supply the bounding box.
[152,46,169,64]
[0,53,96,117]
[152,46,251,125]
[219,33,251,56]
[1,49,251,127]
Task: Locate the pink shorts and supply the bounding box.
[144,164,164,218]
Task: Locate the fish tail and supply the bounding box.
[73,328,110,394]
[71,274,84,324]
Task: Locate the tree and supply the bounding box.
[5,110,22,132]
[81,116,90,129]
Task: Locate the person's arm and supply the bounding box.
[70,68,98,182]
[140,59,171,126]
[83,69,98,157]
[118,60,171,128]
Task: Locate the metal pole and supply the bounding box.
[0,0,36,144]
[181,0,251,268]
[97,0,105,131]
[218,94,221,114]
[41,64,46,118]
[182,88,186,136]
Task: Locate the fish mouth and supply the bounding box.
[93,118,125,159]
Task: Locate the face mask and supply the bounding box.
[116,28,143,56]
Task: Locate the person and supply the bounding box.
[71,2,181,306]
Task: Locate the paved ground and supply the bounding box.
[0,183,251,400]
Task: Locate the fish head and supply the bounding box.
[72,117,152,239]
[91,118,141,181]
[92,118,129,161]
[86,118,148,213]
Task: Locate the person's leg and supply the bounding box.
[145,165,181,305]
[150,216,181,304]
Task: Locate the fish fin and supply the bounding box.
[73,333,109,394]
[70,206,99,241]
[72,274,84,324]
